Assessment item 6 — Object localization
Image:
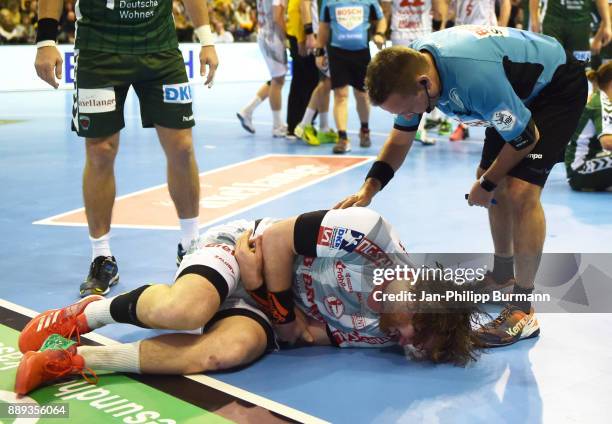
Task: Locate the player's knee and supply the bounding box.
[86,138,118,168]
[152,297,208,330]
[334,88,349,101]
[200,335,260,371]
[507,182,541,214]
[166,136,194,163]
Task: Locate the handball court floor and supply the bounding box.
[1,82,611,424]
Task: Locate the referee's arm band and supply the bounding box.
[365,161,395,190]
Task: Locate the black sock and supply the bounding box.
[512,285,533,314]
[492,254,514,283]
[110,285,151,328]
[360,122,369,131]
[338,130,348,140]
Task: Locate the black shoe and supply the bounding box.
[177,243,187,267]
[80,256,119,297]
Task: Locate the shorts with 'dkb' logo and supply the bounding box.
[72,49,194,138]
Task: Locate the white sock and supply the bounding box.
[272,110,282,128]
[179,217,199,248]
[78,341,141,373]
[90,233,111,261]
[242,96,262,115]
[83,297,116,330]
[301,108,316,127]
[319,112,329,131]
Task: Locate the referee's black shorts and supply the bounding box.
[328,45,370,91]
[480,52,588,187]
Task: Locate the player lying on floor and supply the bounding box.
[15,208,481,396]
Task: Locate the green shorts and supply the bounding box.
[542,16,590,55]
[72,49,194,138]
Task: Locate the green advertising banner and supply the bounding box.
[0,324,231,424]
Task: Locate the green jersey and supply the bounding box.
[545,0,592,22]
[565,91,610,173]
[75,0,178,54]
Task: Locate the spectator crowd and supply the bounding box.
[0,0,258,45]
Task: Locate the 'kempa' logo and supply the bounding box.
[527,153,543,160]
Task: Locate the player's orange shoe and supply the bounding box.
[18,295,101,353]
[15,335,97,396]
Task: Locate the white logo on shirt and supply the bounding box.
[449,88,465,110]
[336,7,364,31]
[492,110,516,132]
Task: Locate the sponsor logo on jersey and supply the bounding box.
[317,226,365,252]
[163,83,192,104]
[303,256,314,267]
[324,296,345,318]
[335,260,354,293]
[77,88,116,113]
[351,314,367,330]
[182,115,194,122]
[449,88,465,110]
[79,115,91,130]
[303,273,325,322]
[335,6,364,31]
[492,110,516,132]
[331,329,393,346]
[354,238,393,268]
[461,119,490,127]
[461,25,508,39]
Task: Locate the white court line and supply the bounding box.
[0,297,329,424]
[34,154,375,230]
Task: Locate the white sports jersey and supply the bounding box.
[187,208,414,348]
[292,208,414,348]
[453,0,497,26]
[382,0,433,45]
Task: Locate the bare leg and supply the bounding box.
[507,177,545,290]
[353,88,370,125]
[477,168,514,257]
[135,274,221,330]
[139,315,268,374]
[83,133,120,238]
[156,126,200,220]
[269,76,285,112]
[333,86,350,133]
[318,78,332,114]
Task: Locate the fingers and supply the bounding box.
[37,63,59,89]
[55,56,63,80]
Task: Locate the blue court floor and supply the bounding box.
[1,82,611,423]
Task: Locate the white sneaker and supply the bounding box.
[272,125,287,138]
[237,112,255,134]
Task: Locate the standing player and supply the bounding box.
[337,26,588,347]
[237,0,289,137]
[529,0,611,63]
[34,0,219,297]
[315,0,387,153]
[382,0,448,145]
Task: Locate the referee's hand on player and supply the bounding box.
[35,46,63,89]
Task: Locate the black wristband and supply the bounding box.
[314,48,326,57]
[366,161,394,190]
[36,18,60,43]
[479,177,497,192]
[267,290,296,324]
[304,23,314,35]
